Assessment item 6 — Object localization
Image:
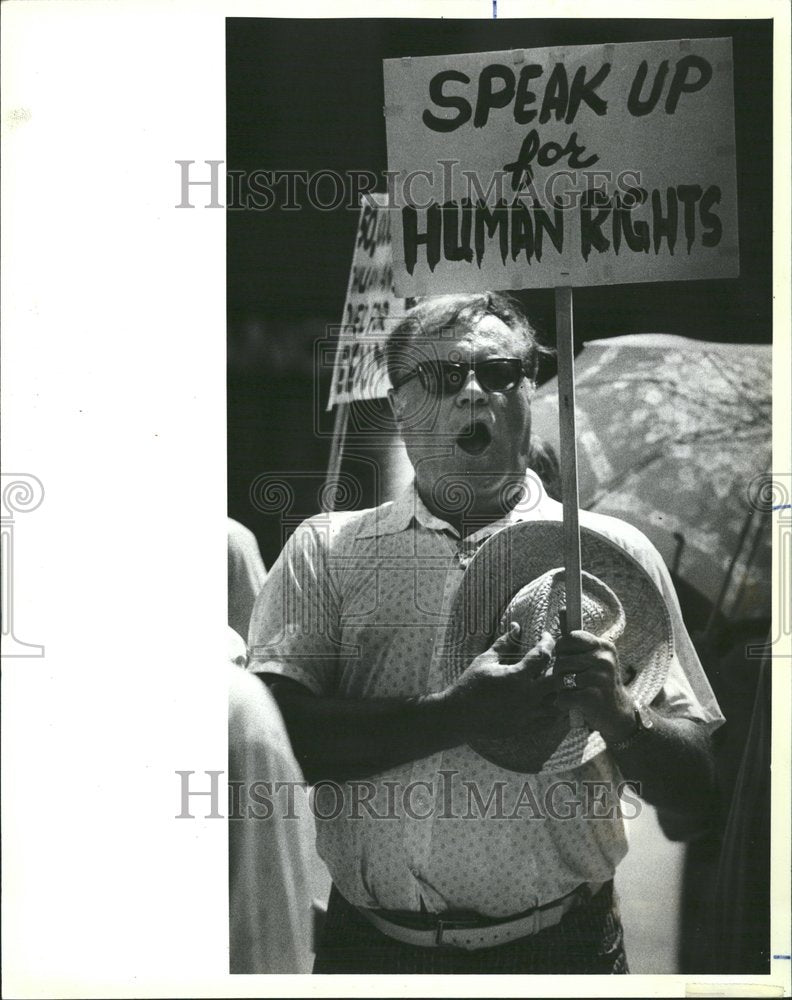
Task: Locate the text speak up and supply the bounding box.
[422,55,714,132]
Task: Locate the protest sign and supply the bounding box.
[384,38,739,295]
[327,193,404,408]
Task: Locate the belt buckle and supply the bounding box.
[435,915,482,948]
[520,909,540,937]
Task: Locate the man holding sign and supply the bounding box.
[248,292,723,974]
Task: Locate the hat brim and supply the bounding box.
[440,520,674,774]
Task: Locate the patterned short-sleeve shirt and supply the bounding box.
[248,474,723,917]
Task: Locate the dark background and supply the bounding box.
[226,17,772,569]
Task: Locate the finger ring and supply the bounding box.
[562,673,577,690]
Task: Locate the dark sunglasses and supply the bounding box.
[391,358,531,397]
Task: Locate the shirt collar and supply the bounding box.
[358,472,559,540]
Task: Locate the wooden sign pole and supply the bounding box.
[554,285,583,632]
[555,285,585,731]
[324,401,349,513]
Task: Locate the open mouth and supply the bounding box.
[456,421,492,456]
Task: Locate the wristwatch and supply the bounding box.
[608,703,654,752]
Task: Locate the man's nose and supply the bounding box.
[454,368,488,406]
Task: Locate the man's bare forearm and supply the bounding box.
[609,711,717,820]
[260,675,468,783]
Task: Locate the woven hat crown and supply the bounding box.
[501,569,626,652]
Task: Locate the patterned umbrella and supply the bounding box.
[530,335,771,621]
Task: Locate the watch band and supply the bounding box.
[609,703,653,752]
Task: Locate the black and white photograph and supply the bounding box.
[226,12,782,980]
[3,2,791,997]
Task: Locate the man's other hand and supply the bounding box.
[443,624,561,739]
[553,630,635,743]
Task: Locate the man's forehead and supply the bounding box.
[410,313,525,357]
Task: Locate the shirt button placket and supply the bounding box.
[403,536,463,904]
[403,754,442,883]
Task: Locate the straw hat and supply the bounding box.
[441,520,674,773]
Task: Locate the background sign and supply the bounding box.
[384,38,739,295]
[327,193,404,408]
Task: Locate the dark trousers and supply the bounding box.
[314,882,630,974]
